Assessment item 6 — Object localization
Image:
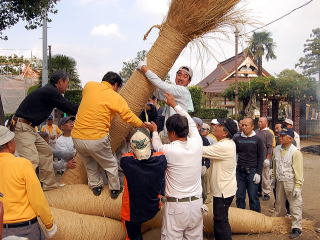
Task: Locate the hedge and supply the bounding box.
[65,90,82,104]
[192,108,228,119]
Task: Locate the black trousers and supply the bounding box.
[213,195,234,240]
[125,221,143,240]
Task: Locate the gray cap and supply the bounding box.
[0,125,15,145]
[192,117,203,126]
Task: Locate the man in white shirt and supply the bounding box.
[202,118,238,240]
[145,93,203,240]
[55,116,77,172]
[138,61,194,137]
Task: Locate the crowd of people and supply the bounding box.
[0,63,304,240]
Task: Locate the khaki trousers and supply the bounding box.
[73,136,120,190]
[275,180,302,230]
[262,163,271,196]
[203,165,213,204]
[14,122,57,191]
[161,198,203,240]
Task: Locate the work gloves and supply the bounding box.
[46,223,58,238]
[253,173,261,184]
[263,159,270,167]
[137,57,147,70]
[292,188,301,198]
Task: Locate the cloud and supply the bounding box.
[74,0,117,5]
[90,24,124,39]
[134,0,169,17]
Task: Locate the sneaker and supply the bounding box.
[110,189,122,199]
[262,195,270,201]
[258,192,262,197]
[289,228,301,239]
[92,186,103,196]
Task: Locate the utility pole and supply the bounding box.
[234,27,239,115]
[48,45,52,75]
[42,13,48,86]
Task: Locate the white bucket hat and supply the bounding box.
[130,130,151,160]
[0,125,15,145]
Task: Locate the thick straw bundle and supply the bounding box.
[48,208,126,240]
[46,184,297,234]
[109,0,244,151]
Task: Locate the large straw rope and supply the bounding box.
[45,184,305,234]
[47,208,126,240]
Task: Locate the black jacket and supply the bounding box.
[15,83,79,126]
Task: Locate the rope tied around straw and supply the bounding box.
[143,24,162,40]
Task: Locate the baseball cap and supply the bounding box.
[177,66,193,79]
[59,116,75,127]
[216,118,238,137]
[0,125,15,145]
[279,127,294,138]
[211,119,219,125]
[130,130,151,160]
[47,115,53,120]
[192,117,203,127]
[284,118,294,125]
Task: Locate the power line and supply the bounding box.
[240,0,315,36]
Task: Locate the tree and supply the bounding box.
[0,0,58,40]
[247,31,277,76]
[119,50,147,82]
[49,54,82,89]
[296,28,320,82]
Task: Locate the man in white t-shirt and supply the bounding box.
[146,93,203,240]
[55,116,77,172]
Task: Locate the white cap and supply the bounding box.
[211,119,219,125]
[284,118,294,125]
[130,131,151,160]
[202,123,210,130]
[0,125,15,145]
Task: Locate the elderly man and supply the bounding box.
[233,118,265,212]
[283,119,300,150]
[138,60,194,138]
[146,93,203,240]
[13,70,78,190]
[273,128,303,239]
[0,126,57,239]
[255,117,274,201]
[72,72,144,198]
[202,118,238,240]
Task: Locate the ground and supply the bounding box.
[143,137,320,240]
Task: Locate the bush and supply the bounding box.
[65,90,82,104]
[189,86,203,113]
[192,108,228,119]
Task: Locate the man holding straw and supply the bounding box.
[145,93,203,240]
[138,60,194,139]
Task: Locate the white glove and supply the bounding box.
[292,188,301,198]
[201,204,209,215]
[263,159,270,167]
[137,57,147,70]
[253,173,261,184]
[201,166,207,176]
[45,224,58,238]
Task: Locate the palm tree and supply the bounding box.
[247,31,277,76]
[49,54,82,90]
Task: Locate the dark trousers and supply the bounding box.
[236,167,261,212]
[125,221,143,240]
[213,195,234,240]
[3,221,44,240]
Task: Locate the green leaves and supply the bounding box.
[0,0,59,40]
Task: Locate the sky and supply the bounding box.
[0,0,319,86]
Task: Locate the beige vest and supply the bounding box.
[274,144,297,181]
